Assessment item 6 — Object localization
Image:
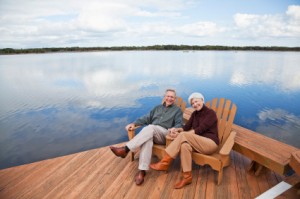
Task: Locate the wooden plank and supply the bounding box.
[0,141,292,199]
[100,160,139,198]
[225,152,240,199]
[147,167,169,199]
[234,151,252,199]
[205,165,217,198]
[84,147,132,198]
[128,162,172,199]
[265,170,281,191]
[243,159,261,198]
[34,151,97,198]
[256,169,271,196]
[0,160,42,188]
[216,167,228,198]
[49,148,113,199]
[193,164,208,199]
[42,149,107,199]
[0,151,84,199]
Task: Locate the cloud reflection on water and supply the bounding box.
[229,52,300,92]
[257,108,300,148]
[0,51,299,169]
[1,51,300,113]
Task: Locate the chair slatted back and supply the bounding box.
[205,98,237,149]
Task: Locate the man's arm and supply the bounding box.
[133,106,158,126]
[125,123,136,131]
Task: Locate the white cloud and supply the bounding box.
[0,1,299,48]
[286,5,300,20]
[178,22,223,37]
[233,5,300,38]
[76,2,128,32]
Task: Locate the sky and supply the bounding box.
[0,0,299,48]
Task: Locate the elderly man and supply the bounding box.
[110,89,183,185]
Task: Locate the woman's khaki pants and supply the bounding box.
[165,131,218,172]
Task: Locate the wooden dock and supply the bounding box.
[0,141,297,199]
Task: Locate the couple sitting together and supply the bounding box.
[110,89,219,189]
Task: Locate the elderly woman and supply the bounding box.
[150,92,219,189]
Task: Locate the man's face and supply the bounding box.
[164,91,176,106]
[191,98,204,111]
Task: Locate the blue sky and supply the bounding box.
[0,0,299,48]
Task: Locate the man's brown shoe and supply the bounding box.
[109,146,128,158]
[135,170,146,185]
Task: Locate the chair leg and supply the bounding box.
[217,168,223,185]
[131,152,135,161]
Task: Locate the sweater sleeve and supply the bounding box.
[182,112,195,131]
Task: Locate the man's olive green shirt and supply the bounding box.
[134,103,183,129]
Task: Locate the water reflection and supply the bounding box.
[229,52,300,92]
[0,51,299,169]
[256,108,300,148]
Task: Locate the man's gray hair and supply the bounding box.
[165,88,176,96]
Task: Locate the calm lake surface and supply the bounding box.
[0,51,300,169]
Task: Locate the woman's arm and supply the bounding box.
[182,111,195,131]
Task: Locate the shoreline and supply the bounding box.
[1,45,300,55]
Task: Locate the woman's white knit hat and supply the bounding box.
[188,92,205,105]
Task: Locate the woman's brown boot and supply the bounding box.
[174,171,192,189]
[149,154,173,171]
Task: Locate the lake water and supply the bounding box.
[0,51,300,169]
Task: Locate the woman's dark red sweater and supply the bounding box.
[183,105,219,145]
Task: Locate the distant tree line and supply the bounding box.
[0,45,300,54]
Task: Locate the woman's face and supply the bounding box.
[191,98,204,111]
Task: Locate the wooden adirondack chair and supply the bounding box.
[190,98,237,185]
[127,97,186,161]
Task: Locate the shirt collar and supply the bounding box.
[163,102,174,108]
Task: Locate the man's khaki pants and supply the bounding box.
[126,124,168,170]
[165,131,218,172]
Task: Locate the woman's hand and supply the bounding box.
[169,131,179,139]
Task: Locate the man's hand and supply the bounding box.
[126,123,135,131]
[168,128,179,139]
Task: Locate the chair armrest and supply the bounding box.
[127,126,141,140]
[219,131,236,155]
